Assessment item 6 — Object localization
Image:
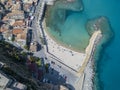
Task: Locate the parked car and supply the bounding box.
[51,61,55,64]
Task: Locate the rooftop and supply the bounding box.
[16,32,27,40]
[6,10,24,20]
[8,10,24,16]
[22,0,37,4]
[30,41,37,52]
[0,72,12,90]
[0,72,27,90]
[11,82,27,90]
[2,16,9,21]
[11,3,21,10]
[12,29,23,35]
[12,20,25,26]
[23,3,32,12]
[0,24,9,33]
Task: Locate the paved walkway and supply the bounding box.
[77,30,102,77]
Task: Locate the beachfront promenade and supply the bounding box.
[42,20,102,90]
[33,0,83,73]
[31,0,46,58]
[33,0,102,90]
[42,19,102,73]
[74,30,102,90]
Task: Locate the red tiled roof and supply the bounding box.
[2,16,9,21]
[0,28,7,33]
[12,29,23,35]
[12,20,25,26]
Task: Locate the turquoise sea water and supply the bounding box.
[46,0,120,90]
[46,0,90,52]
[82,0,120,90]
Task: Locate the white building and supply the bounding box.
[44,0,56,5]
[0,72,27,90]
[22,0,37,4]
[0,72,12,90]
[11,82,27,90]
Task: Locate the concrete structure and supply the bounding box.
[0,72,12,90]
[23,3,32,12]
[5,10,24,20]
[22,0,37,4]
[12,20,25,28]
[12,28,27,47]
[30,41,37,52]
[44,0,56,5]
[11,82,27,90]
[0,71,27,90]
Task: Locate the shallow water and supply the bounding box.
[46,0,90,52]
[82,0,120,90]
[46,0,120,90]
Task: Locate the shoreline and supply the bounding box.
[83,59,94,90]
[44,19,86,53]
[42,19,88,72]
[42,18,102,90]
[35,0,102,89]
[43,3,86,53]
[75,30,102,90]
[77,30,102,75]
[82,31,102,90]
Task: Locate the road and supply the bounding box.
[30,0,46,58]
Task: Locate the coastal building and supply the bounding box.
[2,0,22,10]
[11,1,21,11]
[12,20,26,28]
[5,10,25,20]
[23,3,32,12]
[0,72,13,90]
[0,0,6,4]
[11,82,27,90]
[0,23,8,33]
[2,17,15,26]
[44,0,56,5]
[0,23,12,40]
[22,0,37,12]
[30,41,37,52]
[4,0,13,10]
[12,28,27,47]
[0,0,29,47]
[22,0,37,4]
[0,71,27,90]
[0,20,27,44]
[12,28,24,35]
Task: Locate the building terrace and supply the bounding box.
[5,10,25,20]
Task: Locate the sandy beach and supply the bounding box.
[42,19,102,73]
[41,19,102,90]
[42,20,87,72]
